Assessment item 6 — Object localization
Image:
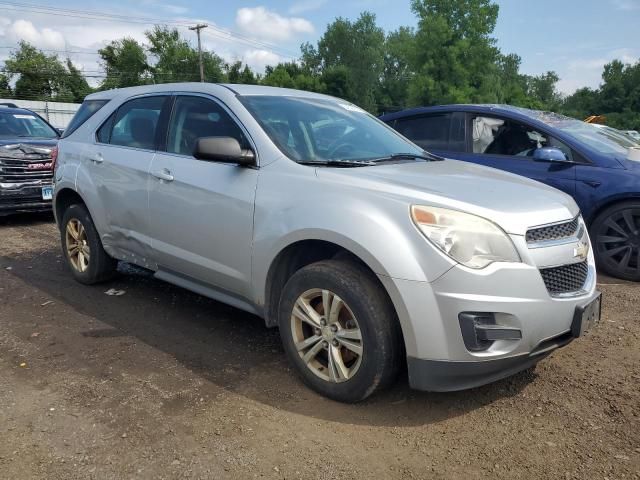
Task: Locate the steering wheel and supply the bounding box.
[327,129,360,158]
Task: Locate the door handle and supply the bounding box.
[90,153,104,164]
[152,168,174,182]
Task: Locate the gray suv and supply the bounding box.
[53,83,600,402]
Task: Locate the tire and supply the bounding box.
[60,203,117,284]
[590,201,640,282]
[278,259,402,403]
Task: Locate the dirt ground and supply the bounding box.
[0,213,638,480]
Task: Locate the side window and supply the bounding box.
[472,116,573,161]
[99,96,167,150]
[394,113,451,151]
[167,96,246,156]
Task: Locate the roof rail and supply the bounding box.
[0,102,19,108]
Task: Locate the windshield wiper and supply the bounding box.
[371,152,445,162]
[297,159,376,167]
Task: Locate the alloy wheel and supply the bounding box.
[595,207,640,275]
[65,218,90,273]
[290,288,363,383]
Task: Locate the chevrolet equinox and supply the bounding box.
[53,84,601,402]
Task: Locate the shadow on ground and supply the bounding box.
[1,217,537,428]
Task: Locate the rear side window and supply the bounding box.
[62,99,108,138]
[97,96,167,150]
[394,113,453,151]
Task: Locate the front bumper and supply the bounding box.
[0,182,52,216]
[378,241,599,392]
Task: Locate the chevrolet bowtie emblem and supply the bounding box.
[573,241,589,260]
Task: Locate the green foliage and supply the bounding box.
[560,59,640,130]
[146,26,226,84]
[3,4,638,131]
[305,12,386,112]
[4,41,94,101]
[0,73,12,98]
[406,0,501,106]
[99,38,150,89]
[226,61,259,84]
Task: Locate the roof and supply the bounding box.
[380,104,553,123]
[0,104,38,116]
[86,82,339,102]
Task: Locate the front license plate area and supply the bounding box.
[42,186,53,200]
[571,292,601,338]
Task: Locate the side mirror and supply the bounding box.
[56,128,64,136]
[193,137,255,166]
[533,147,568,163]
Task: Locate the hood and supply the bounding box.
[0,140,57,159]
[318,159,579,236]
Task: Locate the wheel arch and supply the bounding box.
[262,238,412,360]
[54,188,89,227]
[585,194,640,226]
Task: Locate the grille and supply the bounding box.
[526,217,579,243]
[0,156,53,183]
[540,261,589,295]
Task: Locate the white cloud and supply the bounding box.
[242,49,282,72]
[611,0,640,10]
[288,0,327,15]
[5,19,66,50]
[236,7,314,42]
[557,47,640,94]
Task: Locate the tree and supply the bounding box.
[146,26,226,84]
[59,59,93,103]
[379,27,415,112]
[226,61,258,84]
[4,41,67,100]
[526,71,560,109]
[99,38,150,89]
[0,73,11,98]
[306,12,386,112]
[407,0,501,106]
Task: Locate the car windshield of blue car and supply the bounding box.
[240,95,425,164]
[524,111,635,155]
[0,111,58,139]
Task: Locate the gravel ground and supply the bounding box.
[0,213,639,480]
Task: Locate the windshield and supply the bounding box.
[521,110,637,155]
[0,111,59,139]
[239,95,424,163]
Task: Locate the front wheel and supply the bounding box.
[591,201,640,281]
[278,260,402,403]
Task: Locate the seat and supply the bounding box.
[130,117,155,150]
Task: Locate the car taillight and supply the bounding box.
[50,146,58,172]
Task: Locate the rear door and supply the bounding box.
[453,113,577,197]
[87,94,171,263]
[392,112,466,156]
[147,94,258,298]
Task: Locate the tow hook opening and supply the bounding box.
[458,312,522,352]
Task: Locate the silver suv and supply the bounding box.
[53,84,601,402]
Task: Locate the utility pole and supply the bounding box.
[189,24,208,82]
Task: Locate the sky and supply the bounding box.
[0,0,638,94]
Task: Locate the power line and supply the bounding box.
[0,1,299,59]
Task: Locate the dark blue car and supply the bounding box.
[381,105,640,281]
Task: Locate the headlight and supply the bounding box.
[410,205,521,269]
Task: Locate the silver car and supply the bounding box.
[53,84,601,402]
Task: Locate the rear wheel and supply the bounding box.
[591,201,640,281]
[278,259,401,403]
[60,204,117,284]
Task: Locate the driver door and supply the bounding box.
[456,114,576,197]
[147,94,258,298]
